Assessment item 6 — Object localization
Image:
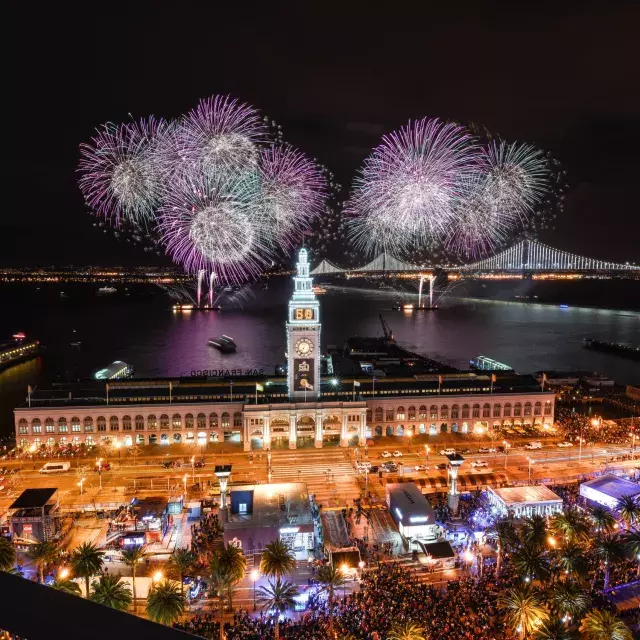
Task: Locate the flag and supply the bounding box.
[438,375,443,385]
[491,373,497,383]
[542,373,547,384]
[256,382,264,392]
[353,380,361,387]
[27,385,32,395]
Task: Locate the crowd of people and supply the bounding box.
[191,511,223,556]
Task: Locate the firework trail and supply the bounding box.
[78,117,166,224]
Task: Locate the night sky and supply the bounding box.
[6,2,640,266]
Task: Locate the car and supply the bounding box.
[471,460,489,468]
[460,448,474,455]
[392,450,403,458]
[193,459,206,468]
[557,442,574,448]
[358,461,371,469]
[381,451,392,458]
[369,465,379,473]
[439,448,456,456]
[93,461,111,472]
[162,460,179,469]
[524,442,542,450]
[414,464,429,471]
[434,463,448,470]
[382,462,398,472]
[478,447,491,454]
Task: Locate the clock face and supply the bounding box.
[294,308,314,321]
[295,338,313,356]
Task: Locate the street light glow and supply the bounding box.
[251,569,259,581]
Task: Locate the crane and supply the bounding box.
[379,314,395,343]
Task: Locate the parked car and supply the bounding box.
[94,461,111,472]
[460,448,473,455]
[434,463,448,470]
[557,442,574,448]
[414,464,429,471]
[524,442,542,450]
[162,460,179,469]
[193,459,206,468]
[369,465,379,473]
[381,451,392,458]
[392,450,403,458]
[439,448,456,456]
[471,460,488,468]
[382,462,398,472]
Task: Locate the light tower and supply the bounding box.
[214,464,232,523]
[286,248,321,401]
[445,453,465,514]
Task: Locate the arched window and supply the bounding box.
[514,403,522,417]
[19,438,29,448]
[210,413,219,428]
[71,417,81,432]
[503,403,512,417]
[374,407,384,422]
[46,437,56,447]
[122,415,132,431]
[419,405,427,419]
[408,406,416,420]
[462,404,470,419]
[451,405,459,419]
[57,417,68,433]
[482,403,491,418]
[185,413,194,429]
[544,400,552,416]
[135,415,145,430]
[430,405,438,419]
[84,417,93,432]
[31,418,42,434]
[472,404,480,418]
[45,418,55,433]
[440,405,449,419]
[524,402,532,416]
[18,419,28,435]
[386,407,395,421]
[221,412,231,428]
[109,416,119,431]
[85,435,94,446]
[160,414,169,429]
[97,416,106,432]
[534,402,542,416]
[33,437,41,448]
[59,436,68,446]
[172,414,182,429]
[233,412,242,427]
[396,406,406,420]
[147,415,157,430]
[197,413,207,429]
[492,404,501,418]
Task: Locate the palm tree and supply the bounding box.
[553,543,588,583]
[494,519,518,577]
[623,528,640,577]
[499,583,548,640]
[209,562,235,640]
[512,542,551,583]
[549,507,590,544]
[121,544,146,611]
[51,578,82,596]
[533,618,577,640]
[317,563,347,637]
[579,609,633,640]
[27,541,57,583]
[617,495,640,531]
[521,515,548,550]
[89,574,132,611]
[592,533,624,591]
[0,537,16,572]
[70,541,104,598]
[259,540,296,578]
[168,547,197,598]
[217,544,247,608]
[549,581,590,619]
[589,506,616,535]
[256,577,298,640]
[146,580,186,626]
[387,622,428,640]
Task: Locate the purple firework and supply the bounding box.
[78,117,166,223]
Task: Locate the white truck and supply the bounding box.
[39,462,71,474]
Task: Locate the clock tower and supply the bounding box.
[286,248,321,400]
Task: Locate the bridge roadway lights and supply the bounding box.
[446,453,465,515]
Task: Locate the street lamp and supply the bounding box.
[503,440,510,469]
[77,477,85,495]
[340,564,349,598]
[463,550,475,574]
[153,571,163,583]
[251,569,259,610]
[96,457,103,489]
[358,560,365,580]
[406,430,413,452]
[528,457,535,480]
[115,441,122,465]
[59,567,70,579]
[424,444,430,462]
[191,455,195,483]
[183,474,188,495]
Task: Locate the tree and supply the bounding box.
[579,609,633,640]
[51,578,82,596]
[549,581,590,619]
[259,540,296,578]
[121,544,146,612]
[27,541,57,583]
[146,580,186,626]
[617,495,640,531]
[0,537,16,572]
[387,622,428,640]
[521,515,548,550]
[217,543,247,608]
[209,562,235,640]
[553,543,588,583]
[499,583,548,640]
[89,574,132,611]
[589,506,616,535]
[494,519,518,578]
[512,542,551,583]
[550,507,590,544]
[317,563,347,637]
[592,534,624,591]
[533,618,578,640]
[623,528,640,577]
[168,547,197,598]
[70,541,104,598]
[256,577,298,640]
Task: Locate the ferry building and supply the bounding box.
[14,249,555,451]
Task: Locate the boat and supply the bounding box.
[70,341,82,347]
[97,286,117,295]
[208,335,237,353]
[312,286,327,295]
[94,361,134,380]
[0,334,39,370]
[172,303,222,312]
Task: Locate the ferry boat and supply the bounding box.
[208,335,237,353]
[94,361,134,380]
[97,286,117,295]
[312,285,327,295]
[0,334,39,370]
[172,303,222,312]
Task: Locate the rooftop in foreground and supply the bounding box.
[488,485,563,505]
[580,474,640,501]
[9,488,58,510]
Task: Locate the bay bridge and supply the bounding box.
[310,239,639,280]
